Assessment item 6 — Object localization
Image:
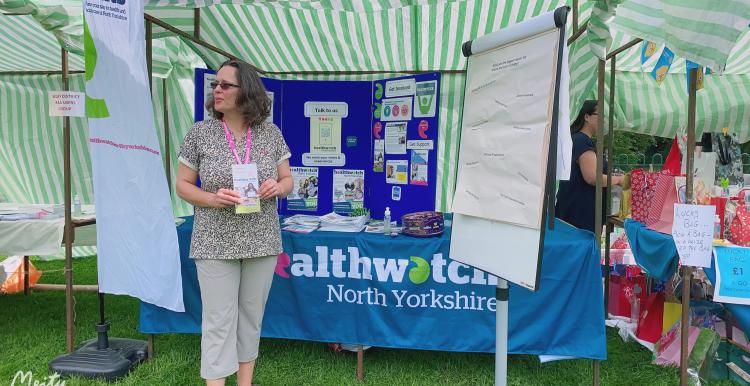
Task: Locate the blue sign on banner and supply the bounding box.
[714,246,750,305]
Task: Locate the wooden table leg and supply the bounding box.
[23,256,29,295]
[357,345,364,381]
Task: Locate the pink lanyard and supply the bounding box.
[221,120,252,164]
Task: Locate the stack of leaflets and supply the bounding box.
[364,220,401,234]
[282,214,321,234]
[318,212,368,232]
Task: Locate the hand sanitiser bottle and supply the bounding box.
[383,207,391,235]
[73,194,82,216]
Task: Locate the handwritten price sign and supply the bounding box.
[672,204,715,267]
[714,246,750,305]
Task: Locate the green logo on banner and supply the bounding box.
[83,18,110,118]
[408,256,430,284]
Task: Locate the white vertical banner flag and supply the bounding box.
[84,0,183,311]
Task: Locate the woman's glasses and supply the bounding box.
[210,81,240,90]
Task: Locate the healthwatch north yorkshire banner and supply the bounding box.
[84,0,183,311]
[141,218,606,359]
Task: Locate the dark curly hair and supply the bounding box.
[571,99,597,134]
[206,60,270,128]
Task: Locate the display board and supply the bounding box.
[281,80,372,215]
[449,9,570,291]
[369,73,440,221]
[194,70,440,221]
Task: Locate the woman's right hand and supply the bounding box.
[210,188,243,208]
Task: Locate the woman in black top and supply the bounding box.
[556,100,622,233]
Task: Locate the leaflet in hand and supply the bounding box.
[232,163,261,214]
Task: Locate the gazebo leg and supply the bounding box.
[356,345,364,381]
[23,256,29,295]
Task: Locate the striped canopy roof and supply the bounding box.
[1,0,749,215]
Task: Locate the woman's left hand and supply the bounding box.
[259,178,283,199]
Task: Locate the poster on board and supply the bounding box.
[288,167,319,212]
[332,169,365,214]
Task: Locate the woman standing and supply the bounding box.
[176,60,292,386]
[556,100,622,233]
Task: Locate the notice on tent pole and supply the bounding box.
[49,91,85,117]
[672,203,715,267]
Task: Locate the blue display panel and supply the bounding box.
[194,69,440,221]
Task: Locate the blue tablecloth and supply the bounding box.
[623,219,750,336]
[140,217,606,359]
[624,219,679,281]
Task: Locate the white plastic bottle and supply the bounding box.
[383,207,391,235]
[73,194,82,216]
[714,214,722,239]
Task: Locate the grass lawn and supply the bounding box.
[0,256,735,385]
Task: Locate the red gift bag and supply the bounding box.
[730,190,750,246]
[608,273,647,318]
[631,169,655,223]
[636,292,665,343]
[645,173,678,234]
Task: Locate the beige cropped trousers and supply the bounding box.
[195,255,276,380]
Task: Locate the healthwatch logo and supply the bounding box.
[408,256,430,284]
[275,246,498,311]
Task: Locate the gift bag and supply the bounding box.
[609,232,632,265]
[730,190,750,246]
[713,132,743,186]
[620,189,632,219]
[694,152,718,195]
[636,292,665,343]
[675,174,714,206]
[655,323,702,366]
[663,302,682,335]
[631,169,659,223]
[608,272,647,318]
[0,256,41,294]
[645,173,678,234]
